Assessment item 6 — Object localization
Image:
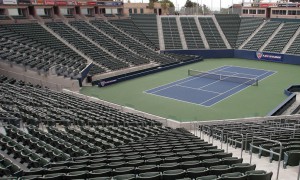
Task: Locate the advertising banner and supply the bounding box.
[0,0,18,4]
[44,0,55,5]
[256,51,282,62]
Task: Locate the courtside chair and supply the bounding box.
[245,170,273,180]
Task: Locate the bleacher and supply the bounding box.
[69,21,150,66]
[264,22,300,53]
[180,17,205,49]
[161,17,183,50]
[201,119,300,169]
[46,21,129,71]
[90,20,187,65]
[286,30,300,55]
[0,15,11,20]
[0,25,88,78]
[198,17,226,49]
[243,21,281,51]
[11,15,27,20]
[235,17,264,48]
[0,76,273,179]
[215,14,241,48]
[109,19,156,50]
[131,14,160,49]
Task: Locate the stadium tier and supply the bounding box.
[235,17,264,49]
[198,17,227,49]
[3,13,300,180]
[161,17,183,50]
[201,119,300,169]
[180,17,205,50]
[46,21,129,71]
[242,21,281,51]
[215,14,240,48]
[131,14,160,49]
[263,22,300,53]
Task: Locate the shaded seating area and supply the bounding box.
[161,17,183,50]
[46,21,129,71]
[243,21,281,51]
[131,14,160,49]
[264,22,300,53]
[198,17,226,49]
[180,17,205,50]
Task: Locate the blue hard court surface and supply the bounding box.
[145,66,276,107]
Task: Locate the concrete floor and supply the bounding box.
[192,131,299,180]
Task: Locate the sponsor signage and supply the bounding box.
[44,0,54,5]
[256,51,282,61]
[278,3,298,7]
[18,0,31,4]
[99,79,117,87]
[31,0,44,5]
[67,0,76,5]
[0,0,17,4]
[97,1,123,6]
[55,0,67,5]
[259,3,277,8]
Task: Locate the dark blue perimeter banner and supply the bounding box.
[256,51,283,62]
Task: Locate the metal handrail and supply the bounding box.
[212,127,224,149]
[293,124,300,138]
[226,131,244,158]
[250,136,282,180]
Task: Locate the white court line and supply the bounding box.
[176,85,221,94]
[146,66,230,94]
[216,69,259,78]
[201,70,277,107]
[227,65,277,73]
[143,91,209,107]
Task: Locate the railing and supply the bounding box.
[249,136,282,180]
[226,131,244,158]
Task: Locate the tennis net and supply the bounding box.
[188,69,258,86]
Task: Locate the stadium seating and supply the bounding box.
[90,20,193,65]
[180,17,205,49]
[46,21,129,71]
[69,20,150,66]
[0,23,108,77]
[201,119,300,168]
[161,17,183,50]
[109,19,156,50]
[235,17,264,48]
[131,14,159,49]
[286,30,300,55]
[198,17,226,49]
[263,22,300,53]
[0,24,90,78]
[0,15,11,20]
[215,14,241,48]
[243,21,281,51]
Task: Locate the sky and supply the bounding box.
[126,0,279,11]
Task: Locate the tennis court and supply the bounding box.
[145,66,276,106]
